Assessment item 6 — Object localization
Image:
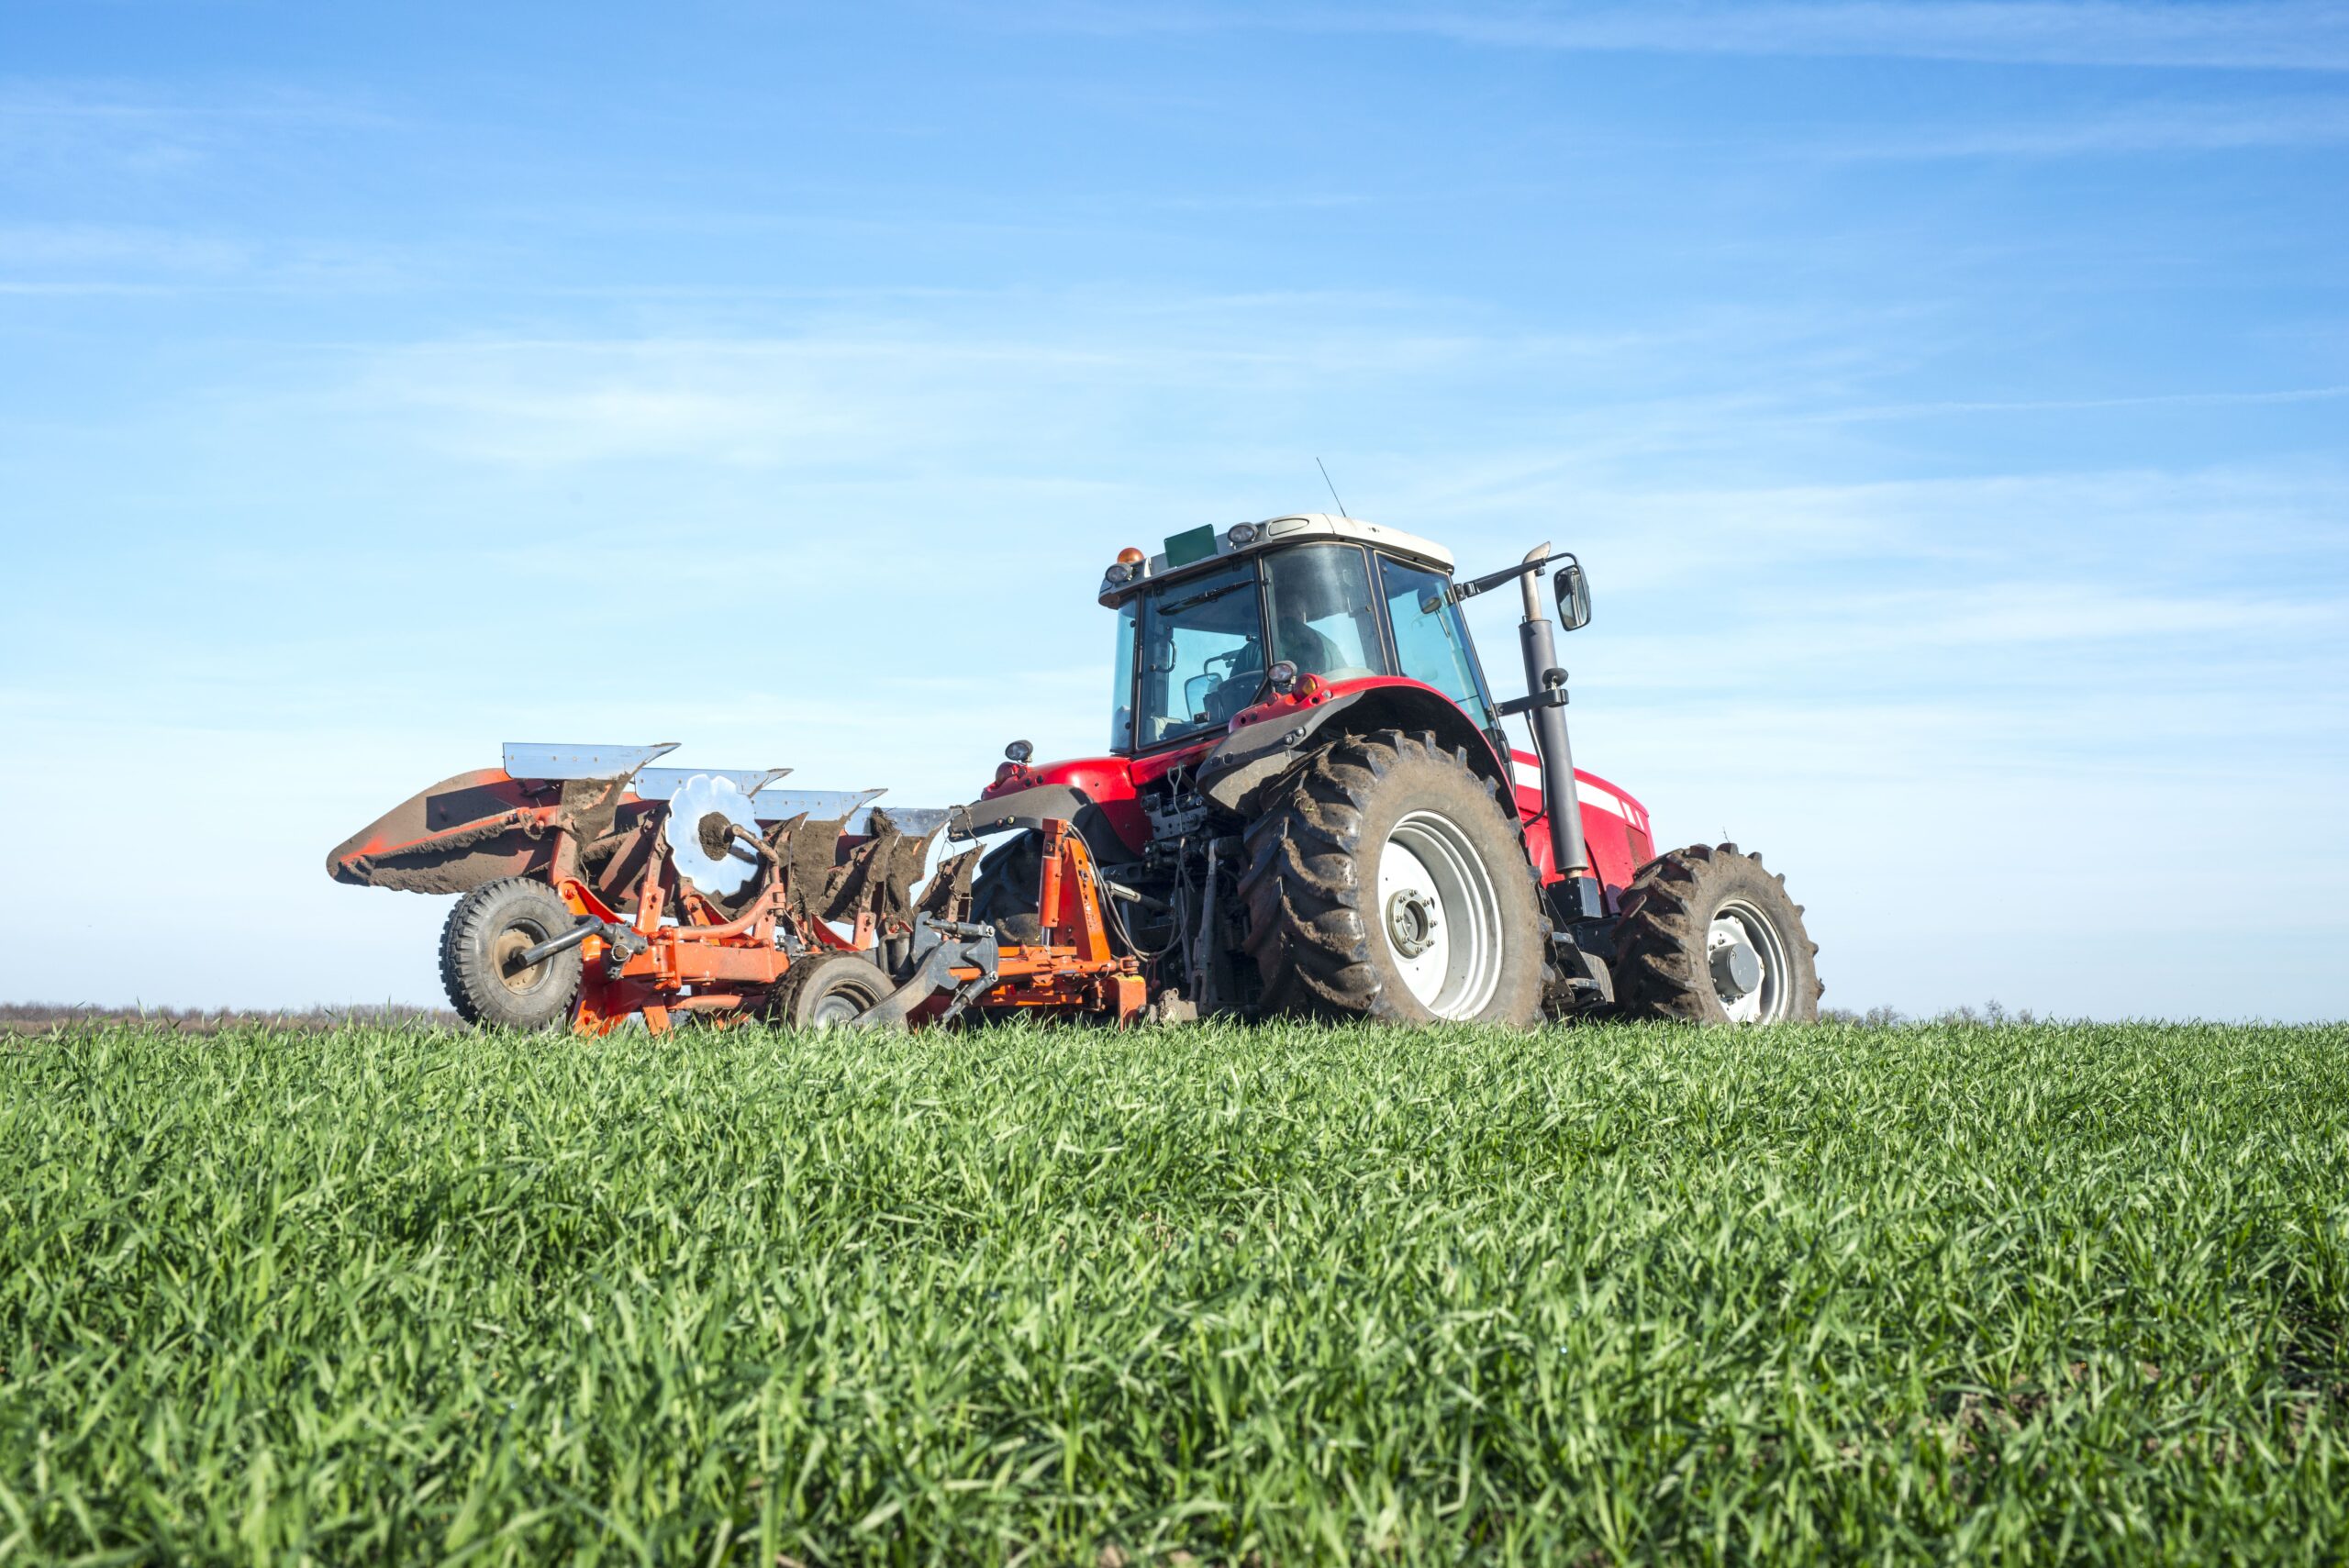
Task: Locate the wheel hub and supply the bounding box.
[807,993,866,1028]
[1375,810,1503,1019]
[492,928,549,995]
[1385,888,1440,958]
[697,811,737,860]
[1709,936,1763,998]
[1707,899,1791,1022]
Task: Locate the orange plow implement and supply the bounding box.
[327,743,1144,1034]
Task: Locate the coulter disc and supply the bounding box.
[663,773,763,897]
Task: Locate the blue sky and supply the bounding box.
[3,1,2343,1018]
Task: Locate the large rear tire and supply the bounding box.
[440,878,584,1030]
[1613,844,1821,1023]
[1237,728,1545,1025]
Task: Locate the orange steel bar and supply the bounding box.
[565,814,1152,1036]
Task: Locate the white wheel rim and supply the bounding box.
[807,987,868,1029]
[1376,809,1503,1018]
[1709,898,1791,1022]
[803,966,879,1029]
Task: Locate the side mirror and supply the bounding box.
[1183,671,1224,720]
[1553,560,1591,630]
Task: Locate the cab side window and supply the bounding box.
[1378,556,1494,725]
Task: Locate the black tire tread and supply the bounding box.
[438,877,584,1030]
[764,951,895,1029]
[1235,728,1543,1024]
[1613,843,1823,1023]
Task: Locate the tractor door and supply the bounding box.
[1375,555,1502,745]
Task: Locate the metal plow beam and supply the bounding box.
[328,743,950,913]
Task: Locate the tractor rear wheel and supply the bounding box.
[440,878,584,1030]
[1237,728,1545,1025]
[765,951,899,1030]
[1613,844,1821,1023]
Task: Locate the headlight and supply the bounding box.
[1229,522,1260,546]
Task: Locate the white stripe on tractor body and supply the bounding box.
[1578,783,1631,820]
[1511,754,1637,823]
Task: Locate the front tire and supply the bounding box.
[1237,728,1545,1025]
[440,878,584,1030]
[1613,844,1821,1022]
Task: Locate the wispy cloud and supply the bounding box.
[1793,386,2349,420]
[0,222,248,272]
[1425,463,2349,575]
[1018,1,2349,71]
[0,84,214,173]
[331,291,1930,476]
[0,81,395,178]
[1822,97,2349,159]
[0,224,431,295]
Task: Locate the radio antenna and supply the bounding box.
[1315,457,1349,517]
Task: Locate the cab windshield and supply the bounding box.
[1129,559,1264,748]
[1118,542,1393,751]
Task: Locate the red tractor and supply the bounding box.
[959,514,1819,1027]
[329,515,1819,1029]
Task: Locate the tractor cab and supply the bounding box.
[1085,512,1640,928]
[1099,515,1498,756]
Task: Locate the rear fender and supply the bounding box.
[1197,681,1510,813]
[952,783,1140,867]
[956,784,1091,840]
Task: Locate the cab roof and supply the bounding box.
[1097,514,1456,608]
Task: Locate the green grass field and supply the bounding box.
[4,1020,2344,1565]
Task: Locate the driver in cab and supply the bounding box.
[1207,554,1375,723]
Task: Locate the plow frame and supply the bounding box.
[961,818,1147,1023]
[554,816,1143,1036]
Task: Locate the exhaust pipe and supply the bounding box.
[1516,544,1603,920]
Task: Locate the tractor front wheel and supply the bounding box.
[440,878,584,1030]
[1613,844,1821,1022]
[1238,728,1546,1025]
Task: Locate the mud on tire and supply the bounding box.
[1613,843,1822,1023]
[1236,728,1546,1025]
[440,877,584,1030]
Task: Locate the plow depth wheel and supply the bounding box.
[439,878,584,1030]
[765,952,900,1031]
